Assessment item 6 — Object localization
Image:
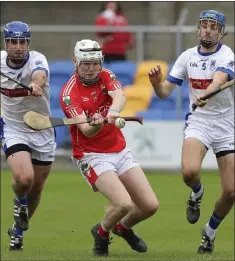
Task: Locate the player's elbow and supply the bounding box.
[159,92,171,99]
[152,81,174,99]
[154,89,171,99]
[119,92,126,110]
[121,95,127,109]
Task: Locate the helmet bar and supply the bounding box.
[200,17,223,26]
[79,48,102,52]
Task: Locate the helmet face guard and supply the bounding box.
[74,40,104,85]
[197,10,227,49]
[4,21,31,64]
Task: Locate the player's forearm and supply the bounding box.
[203,71,228,96]
[83,124,103,137]
[75,115,103,138]
[203,81,223,96]
[152,81,172,99]
[30,71,47,89]
[109,91,126,112]
[203,76,227,96]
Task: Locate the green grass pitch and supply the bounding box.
[1,170,234,260]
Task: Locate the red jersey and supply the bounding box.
[60,69,126,159]
[95,13,134,55]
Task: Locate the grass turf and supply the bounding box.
[1,170,234,261]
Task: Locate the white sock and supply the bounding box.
[191,185,204,201]
[205,223,216,240]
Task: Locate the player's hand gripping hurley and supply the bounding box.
[192,79,234,111]
[24,111,144,131]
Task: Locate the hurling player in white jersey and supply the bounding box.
[148,10,234,254]
[0,21,56,251]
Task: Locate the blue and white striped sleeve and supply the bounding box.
[30,53,49,77]
[216,50,234,81]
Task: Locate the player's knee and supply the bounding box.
[143,198,159,216]
[182,166,199,185]
[222,189,235,202]
[115,201,133,216]
[13,170,34,189]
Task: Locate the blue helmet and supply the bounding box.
[198,10,227,49]
[200,10,226,28]
[4,21,30,40]
[4,21,30,64]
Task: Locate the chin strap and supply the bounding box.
[7,52,29,65]
[200,40,218,49]
[79,76,100,86]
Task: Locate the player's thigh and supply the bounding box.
[217,152,234,195]
[7,150,34,184]
[213,114,234,158]
[181,138,207,175]
[31,161,52,194]
[183,114,211,175]
[116,148,158,211]
[213,114,234,195]
[119,166,158,212]
[95,170,132,206]
[3,131,34,182]
[72,154,132,205]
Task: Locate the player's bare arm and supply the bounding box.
[149,65,176,98]
[74,113,104,137]
[109,89,126,112]
[195,71,229,107]
[107,89,126,122]
[31,70,47,88]
[28,70,47,97]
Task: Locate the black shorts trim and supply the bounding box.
[216,150,235,158]
[5,144,31,160]
[4,144,53,166]
[32,158,53,166]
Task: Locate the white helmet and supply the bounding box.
[74,39,103,65]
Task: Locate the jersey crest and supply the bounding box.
[210,60,216,71]
[63,95,71,105]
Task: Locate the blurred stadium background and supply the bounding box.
[1,2,234,260]
[1,1,234,170]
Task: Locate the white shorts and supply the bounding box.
[72,147,140,191]
[184,112,234,155]
[2,125,56,162]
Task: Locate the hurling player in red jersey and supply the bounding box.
[60,39,159,257]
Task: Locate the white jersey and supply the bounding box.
[167,43,234,116]
[1,50,51,132]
